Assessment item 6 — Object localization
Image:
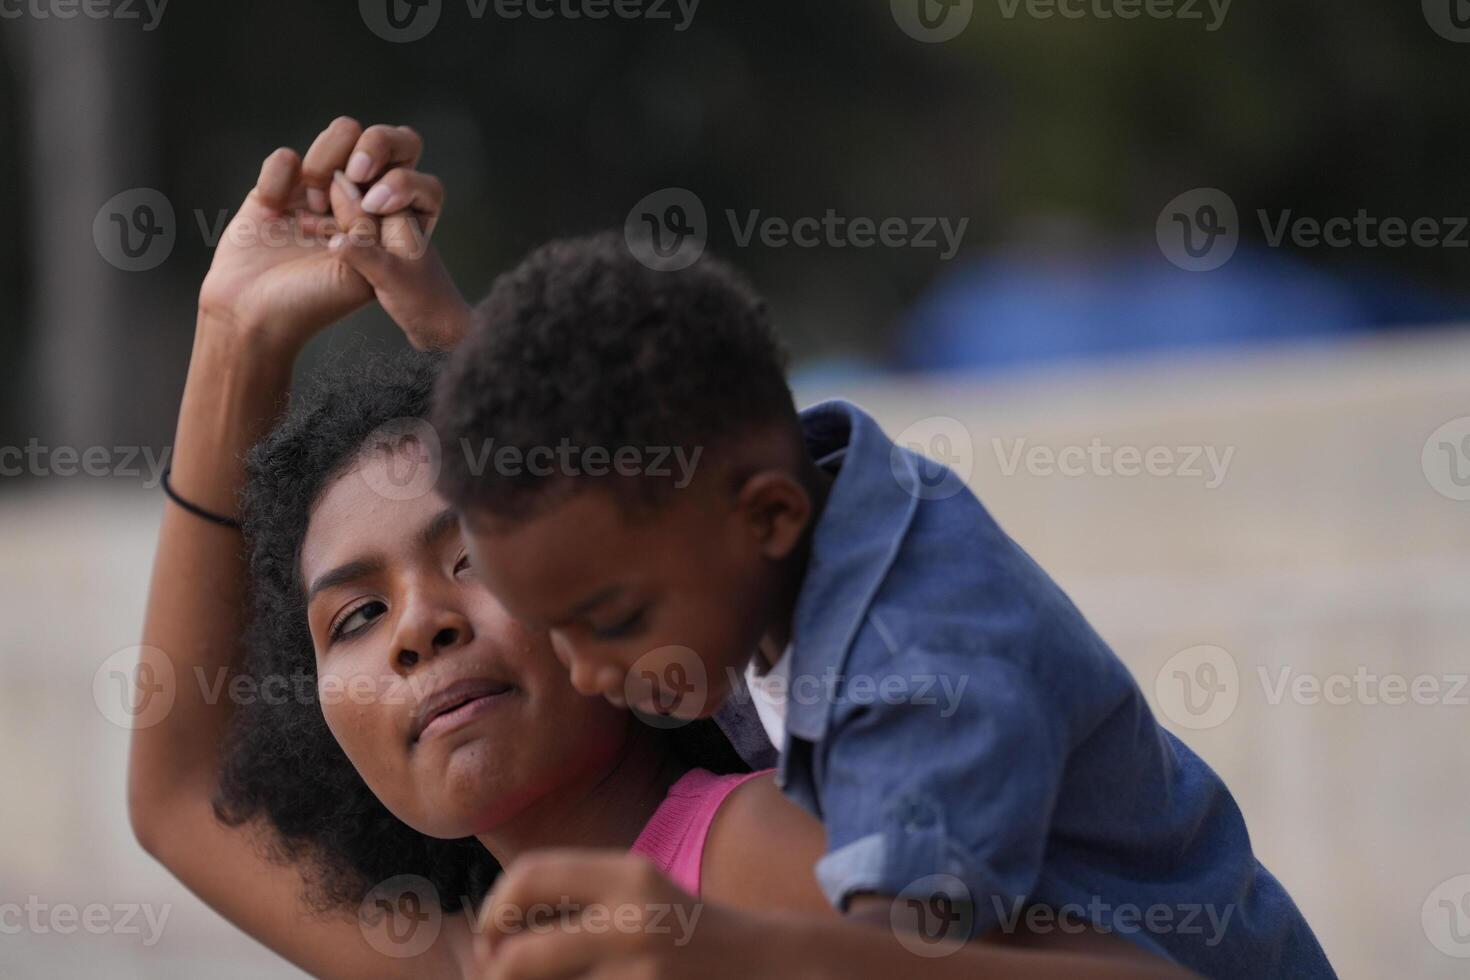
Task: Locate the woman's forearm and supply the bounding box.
[127,314,299,847]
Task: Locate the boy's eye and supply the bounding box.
[591,608,645,641]
[454,552,472,576]
[331,600,386,641]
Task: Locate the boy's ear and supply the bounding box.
[733,469,812,561]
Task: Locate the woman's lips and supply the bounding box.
[417,688,514,742]
[412,677,517,743]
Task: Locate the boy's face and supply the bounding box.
[460,481,782,719]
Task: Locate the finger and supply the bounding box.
[330,169,378,243]
[301,116,365,212]
[487,928,636,980]
[295,211,342,239]
[251,147,301,213]
[360,167,443,221]
[379,212,435,261]
[344,124,424,185]
[328,226,395,284]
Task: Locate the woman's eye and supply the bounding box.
[331,601,386,641]
[454,553,472,576]
[592,609,645,641]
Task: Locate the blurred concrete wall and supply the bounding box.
[3,329,1468,977]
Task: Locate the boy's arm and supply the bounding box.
[811,651,1066,934]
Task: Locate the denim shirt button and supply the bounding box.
[904,800,936,832]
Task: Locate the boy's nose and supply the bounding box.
[568,657,626,701]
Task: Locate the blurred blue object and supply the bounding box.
[898,245,1470,372]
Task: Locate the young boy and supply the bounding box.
[431,232,1334,978]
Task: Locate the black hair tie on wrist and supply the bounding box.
[161,466,243,531]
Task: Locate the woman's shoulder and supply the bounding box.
[699,769,833,915]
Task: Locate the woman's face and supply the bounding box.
[298,447,633,839]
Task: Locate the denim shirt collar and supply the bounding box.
[783,400,920,744]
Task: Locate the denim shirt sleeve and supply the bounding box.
[813,651,1066,933]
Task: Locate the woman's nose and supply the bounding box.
[393,603,472,671]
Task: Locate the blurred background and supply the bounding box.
[2,1,1468,977]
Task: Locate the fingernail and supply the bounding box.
[306,187,328,213]
[346,152,373,183]
[331,170,361,201]
[361,183,396,214]
[328,233,346,251]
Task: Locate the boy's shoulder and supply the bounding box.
[794,398,1132,704]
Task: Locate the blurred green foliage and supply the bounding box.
[1,0,1467,445]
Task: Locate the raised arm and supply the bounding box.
[128,120,472,980]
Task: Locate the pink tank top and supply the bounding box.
[630,768,770,897]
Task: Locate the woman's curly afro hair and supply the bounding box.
[212,347,498,914]
[212,346,749,914]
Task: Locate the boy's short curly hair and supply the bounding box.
[213,347,748,914]
[432,232,799,519]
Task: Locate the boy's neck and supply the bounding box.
[755,454,835,671]
[473,719,685,866]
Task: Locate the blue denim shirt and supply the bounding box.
[774,399,1335,979]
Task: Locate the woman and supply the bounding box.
[128,117,1191,980]
[127,118,829,979]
